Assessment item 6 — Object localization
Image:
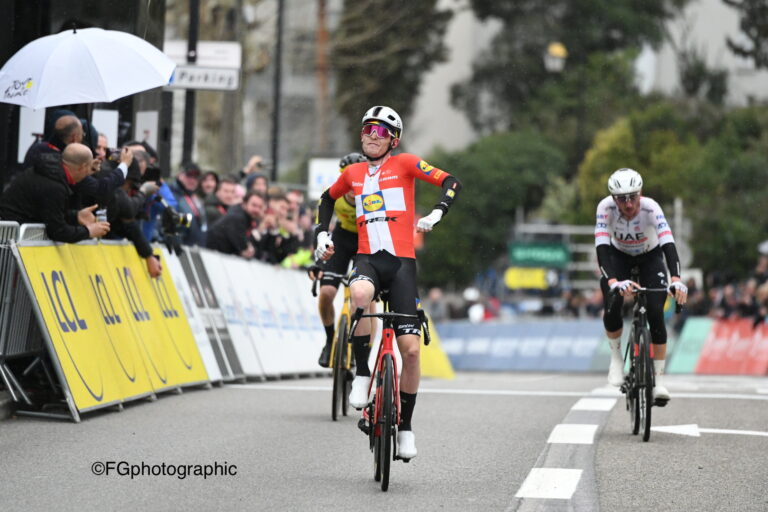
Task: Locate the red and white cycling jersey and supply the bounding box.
[327,153,449,258]
[594,195,674,256]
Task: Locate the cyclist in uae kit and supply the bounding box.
[595,168,688,404]
[315,106,461,459]
[313,152,368,368]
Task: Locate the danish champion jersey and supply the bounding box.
[328,153,449,258]
[594,195,674,256]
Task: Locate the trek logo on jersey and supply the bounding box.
[417,160,435,175]
[362,192,385,212]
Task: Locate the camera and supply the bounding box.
[157,197,193,231]
[106,148,122,162]
[155,196,192,256]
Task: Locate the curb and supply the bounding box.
[0,391,12,420]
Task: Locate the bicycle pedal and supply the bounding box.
[357,417,370,435]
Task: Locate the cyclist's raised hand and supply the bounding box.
[669,279,688,305]
[609,279,639,298]
[314,231,335,261]
[417,209,443,232]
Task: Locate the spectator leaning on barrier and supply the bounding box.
[169,162,208,246]
[0,143,110,242]
[85,145,161,278]
[205,191,266,259]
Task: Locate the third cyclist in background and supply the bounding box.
[314,152,368,367]
[595,168,688,404]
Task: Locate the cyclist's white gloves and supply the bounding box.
[314,231,334,261]
[610,280,635,293]
[669,281,688,304]
[417,209,443,232]
[669,281,687,294]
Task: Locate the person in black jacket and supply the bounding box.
[0,143,110,242]
[205,191,265,258]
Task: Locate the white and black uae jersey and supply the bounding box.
[594,195,674,256]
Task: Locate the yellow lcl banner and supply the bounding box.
[16,243,208,413]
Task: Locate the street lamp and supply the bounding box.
[543,41,568,73]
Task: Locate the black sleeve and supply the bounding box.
[596,244,616,281]
[433,175,461,216]
[42,186,89,243]
[75,167,126,207]
[315,188,335,234]
[121,220,153,259]
[661,242,681,278]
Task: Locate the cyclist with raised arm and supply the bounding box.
[595,168,688,404]
[312,152,368,367]
[315,106,461,459]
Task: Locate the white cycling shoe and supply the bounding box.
[608,355,625,387]
[397,430,417,460]
[653,375,671,404]
[349,375,371,409]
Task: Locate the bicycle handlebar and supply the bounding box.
[608,287,684,314]
[349,307,431,345]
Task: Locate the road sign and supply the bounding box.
[509,242,571,269]
[168,65,240,91]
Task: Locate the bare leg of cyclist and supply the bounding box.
[348,280,375,408]
[396,333,420,458]
[317,285,338,367]
[606,328,624,386]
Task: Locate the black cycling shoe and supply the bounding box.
[318,344,331,368]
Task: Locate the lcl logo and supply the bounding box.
[116,267,150,322]
[41,270,88,333]
[89,274,121,325]
[152,275,179,319]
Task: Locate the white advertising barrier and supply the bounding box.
[199,250,265,378]
[164,252,222,383]
[245,259,324,375]
[182,248,242,381]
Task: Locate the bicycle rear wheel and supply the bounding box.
[379,354,394,491]
[638,328,653,442]
[331,316,348,421]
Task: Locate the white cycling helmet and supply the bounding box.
[362,105,403,139]
[607,168,643,195]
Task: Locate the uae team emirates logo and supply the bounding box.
[4,78,33,99]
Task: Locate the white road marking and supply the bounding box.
[757,388,768,394]
[229,384,768,401]
[571,398,617,411]
[515,468,583,500]
[652,424,768,437]
[547,424,599,444]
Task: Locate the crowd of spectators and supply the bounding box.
[0,109,318,279]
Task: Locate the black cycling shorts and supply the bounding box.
[600,245,669,344]
[320,228,357,288]
[350,250,420,338]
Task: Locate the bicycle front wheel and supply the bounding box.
[627,332,640,435]
[379,354,394,492]
[638,328,653,442]
[331,315,348,421]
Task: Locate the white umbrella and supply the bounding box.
[0,27,176,110]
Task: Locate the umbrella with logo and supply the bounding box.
[0,27,176,110]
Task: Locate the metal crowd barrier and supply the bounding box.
[0,223,50,408]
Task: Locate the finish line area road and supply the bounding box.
[1,373,767,511]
